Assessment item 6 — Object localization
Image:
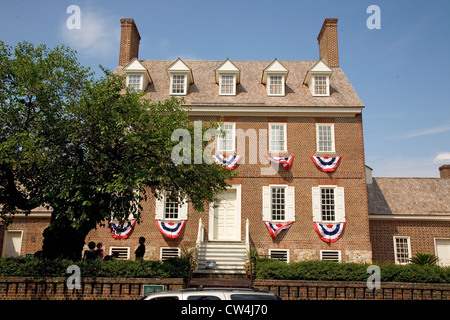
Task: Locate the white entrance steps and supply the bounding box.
[195,242,248,275]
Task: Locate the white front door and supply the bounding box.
[210,186,241,241]
[435,239,450,266]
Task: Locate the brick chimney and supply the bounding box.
[119,18,141,66]
[439,165,450,179]
[317,18,339,68]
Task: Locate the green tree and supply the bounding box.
[0,41,235,259]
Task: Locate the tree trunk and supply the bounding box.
[41,213,94,260]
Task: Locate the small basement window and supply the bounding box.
[320,250,341,262]
[269,249,289,262]
[160,247,180,260]
[110,247,130,260]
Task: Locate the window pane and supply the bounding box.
[172,75,185,94]
[269,76,283,95]
[321,188,335,221]
[128,74,142,91]
[314,76,327,95]
[218,124,234,151]
[270,124,286,151]
[221,75,234,94]
[395,238,410,264]
[164,192,179,219]
[271,187,285,221]
[318,125,333,152]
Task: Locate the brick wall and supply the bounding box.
[369,219,450,262]
[0,277,448,300]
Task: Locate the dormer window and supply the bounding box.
[127,74,142,91]
[304,60,332,97]
[171,74,187,95]
[269,75,284,96]
[123,58,152,92]
[215,58,240,96]
[167,58,193,96]
[262,59,289,97]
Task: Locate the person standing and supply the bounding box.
[135,237,146,260]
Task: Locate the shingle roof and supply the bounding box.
[114,60,364,108]
[367,177,450,216]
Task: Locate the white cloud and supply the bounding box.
[400,122,450,139]
[371,155,440,178]
[60,8,119,57]
[433,152,450,163]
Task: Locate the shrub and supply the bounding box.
[255,259,450,283]
[0,257,190,279]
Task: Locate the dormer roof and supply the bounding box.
[123,58,152,83]
[215,58,240,84]
[261,58,289,84]
[303,59,333,84]
[166,58,194,84]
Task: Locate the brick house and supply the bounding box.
[1,18,449,272]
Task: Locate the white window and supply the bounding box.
[127,74,143,91]
[269,249,289,263]
[262,185,295,222]
[109,247,130,260]
[313,76,329,96]
[217,123,235,152]
[170,74,187,95]
[160,247,181,260]
[320,250,341,262]
[219,75,236,95]
[155,192,188,221]
[316,123,335,152]
[393,236,411,265]
[2,230,23,258]
[268,75,284,96]
[312,186,345,223]
[269,123,287,152]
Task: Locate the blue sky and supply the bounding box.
[1,0,449,177]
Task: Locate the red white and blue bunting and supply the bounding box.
[213,154,242,170]
[311,155,342,172]
[265,155,294,170]
[313,222,345,243]
[109,219,137,240]
[157,220,186,239]
[264,221,294,239]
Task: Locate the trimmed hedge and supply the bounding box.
[255,259,450,283]
[0,257,191,279]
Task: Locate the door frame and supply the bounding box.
[434,237,450,267]
[208,184,241,242]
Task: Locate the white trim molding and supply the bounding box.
[369,214,450,221]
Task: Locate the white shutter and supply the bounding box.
[262,186,271,221]
[155,193,165,220]
[335,187,345,222]
[312,187,321,222]
[286,186,295,221]
[178,200,188,220]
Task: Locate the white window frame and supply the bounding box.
[320,250,341,262]
[262,185,295,223]
[217,123,236,153]
[219,74,236,96]
[267,75,285,96]
[126,74,143,91]
[312,75,329,97]
[316,123,335,153]
[109,246,130,260]
[269,249,290,263]
[393,236,412,265]
[170,74,187,96]
[312,185,345,223]
[269,123,287,152]
[155,191,188,221]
